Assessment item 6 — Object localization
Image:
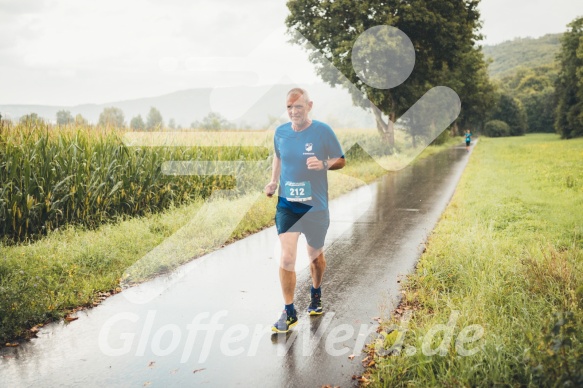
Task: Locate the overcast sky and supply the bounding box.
[1,0,582,106]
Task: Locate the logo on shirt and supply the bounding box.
[305,143,313,152]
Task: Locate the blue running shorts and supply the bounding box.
[275,207,330,249]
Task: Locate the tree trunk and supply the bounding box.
[388,112,395,147]
[372,103,388,137]
[450,121,459,137]
[371,102,395,150]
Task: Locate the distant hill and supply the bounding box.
[482,33,562,79]
[0,83,376,129]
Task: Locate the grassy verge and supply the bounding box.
[0,133,462,344]
[364,134,583,387]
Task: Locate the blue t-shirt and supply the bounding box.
[465,132,472,142]
[274,120,344,213]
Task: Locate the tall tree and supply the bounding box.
[19,113,43,125]
[496,64,558,133]
[286,0,483,147]
[130,115,146,130]
[490,93,527,136]
[146,107,163,130]
[554,17,583,139]
[191,112,234,130]
[98,107,125,128]
[514,66,557,133]
[450,46,496,134]
[75,114,88,126]
[56,110,74,125]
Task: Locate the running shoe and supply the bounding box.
[272,310,298,333]
[307,294,323,315]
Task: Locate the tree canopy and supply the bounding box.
[130,115,146,130]
[98,107,125,128]
[75,114,88,126]
[285,0,490,145]
[56,110,74,126]
[554,17,583,139]
[497,64,558,133]
[489,93,527,136]
[146,107,164,130]
[191,112,235,130]
[19,113,44,125]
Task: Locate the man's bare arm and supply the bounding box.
[306,156,345,171]
[328,156,345,170]
[264,154,281,197]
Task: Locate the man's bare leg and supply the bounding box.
[308,246,326,289]
[278,232,300,304]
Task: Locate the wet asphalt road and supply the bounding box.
[0,145,471,388]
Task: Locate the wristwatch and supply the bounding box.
[322,160,329,170]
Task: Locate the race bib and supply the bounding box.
[284,181,312,202]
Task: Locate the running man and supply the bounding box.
[264,88,345,333]
[465,129,472,152]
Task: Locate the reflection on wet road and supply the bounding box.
[1,145,471,387]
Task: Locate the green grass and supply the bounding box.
[0,122,447,244]
[366,134,583,387]
[0,128,462,344]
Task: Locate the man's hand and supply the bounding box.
[264,182,278,197]
[306,156,325,171]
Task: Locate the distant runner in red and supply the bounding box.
[264,88,345,333]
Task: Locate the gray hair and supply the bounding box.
[286,87,311,103]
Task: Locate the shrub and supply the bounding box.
[484,120,511,137]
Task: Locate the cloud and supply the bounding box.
[479,0,583,44]
[0,0,299,105]
[9,0,581,105]
[4,0,285,68]
[0,0,50,17]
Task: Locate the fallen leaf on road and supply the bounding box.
[5,343,19,347]
[65,316,78,322]
[193,368,206,374]
[348,354,355,360]
[148,361,155,368]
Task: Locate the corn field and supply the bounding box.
[0,120,390,244]
[0,122,270,243]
